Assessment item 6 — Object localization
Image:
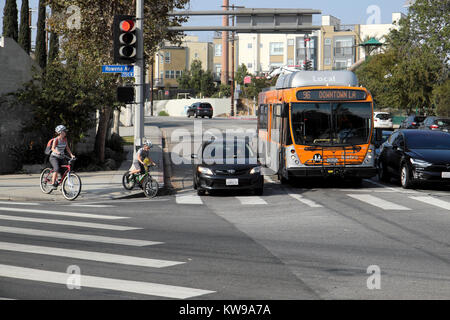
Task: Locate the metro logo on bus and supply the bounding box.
[297,89,367,101]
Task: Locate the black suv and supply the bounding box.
[187,102,213,118]
[399,115,426,129]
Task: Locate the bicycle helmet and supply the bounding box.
[143,140,152,148]
[55,125,67,134]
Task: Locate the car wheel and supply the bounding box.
[197,188,206,196]
[401,163,414,189]
[378,161,391,182]
[209,116,212,119]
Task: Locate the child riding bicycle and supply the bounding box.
[129,140,156,178]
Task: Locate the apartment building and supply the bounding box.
[212,32,238,83]
[237,32,321,74]
[320,13,403,70]
[151,36,214,90]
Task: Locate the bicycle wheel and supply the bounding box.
[143,177,159,198]
[61,173,82,201]
[39,168,54,194]
[122,172,136,190]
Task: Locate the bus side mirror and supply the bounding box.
[372,129,383,146]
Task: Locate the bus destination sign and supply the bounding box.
[297,89,367,101]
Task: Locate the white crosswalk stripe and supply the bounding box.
[0,242,184,268]
[176,194,203,205]
[0,201,40,206]
[0,226,161,247]
[348,194,411,210]
[0,264,215,299]
[0,207,127,220]
[0,214,140,231]
[288,193,323,208]
[235,196,267,205]
[409,196,450,211]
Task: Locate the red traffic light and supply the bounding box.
[119,20,135,32]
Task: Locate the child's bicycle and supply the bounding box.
[122,163,159,198]
[39,157,82,201]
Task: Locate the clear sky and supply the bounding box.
[1,0,409,44]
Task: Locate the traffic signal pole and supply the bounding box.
[134,0,145,149]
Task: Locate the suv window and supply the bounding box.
[414,116,426,123]
[200,103,212,109]
[376,113,391,120]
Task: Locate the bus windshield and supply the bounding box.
[291,102,372,146]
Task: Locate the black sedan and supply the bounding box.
[192,139,264,195]
[378,130,450,188]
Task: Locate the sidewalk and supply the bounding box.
[0,126,165,202]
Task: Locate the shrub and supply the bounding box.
[158,110,170,116]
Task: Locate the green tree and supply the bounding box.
[433,79,450,117]
[47,0,189,162]
[35,0,47,70]
[356,0,448,114]
[15,60,115,152]
[47,5,59,63]
[18,0,31,53]
[235,64,249,86]
[178,60,218,97]
[2,0,18,41]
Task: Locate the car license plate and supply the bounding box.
[442,172,450,178]
[226,179,239,186]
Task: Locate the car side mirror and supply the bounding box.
[191,154,198,159]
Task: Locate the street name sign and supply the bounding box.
[102,65,134,73]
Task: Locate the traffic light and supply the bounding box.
[113,15,137,64]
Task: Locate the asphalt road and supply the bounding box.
[0,116,449,300]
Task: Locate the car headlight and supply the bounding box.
[410,158,432,167]
[198,167,213,175]
[250,166,262,174]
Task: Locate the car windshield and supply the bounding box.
[407,133,450,150]
[291,102,372,146]
[414,116,426,122]
[202,141,256,164]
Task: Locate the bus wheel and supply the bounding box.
[278,172,289,185]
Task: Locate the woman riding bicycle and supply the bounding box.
[130,140,156,176]
[49,125,75,188]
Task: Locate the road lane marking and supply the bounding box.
[0,214,140,231]
[0,264,215,299]
[288,194,323,208]
[235,196,267,205]
[0,242,184,268]
[65,204,115,208]
[363,179,420,194]
[176,194,203,205]
[347,194,411,210]
[0,207,127,220]
[0,226,161,247]
[0,201,40,206]
[409,196,450,211]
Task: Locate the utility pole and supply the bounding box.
[221,0,229,85]
[230,6,235,117]
[134,0,145,149]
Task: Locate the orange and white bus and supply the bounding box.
[257,71,378,183]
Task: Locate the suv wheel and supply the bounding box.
[401,163,414,189]
[197,188,206,196]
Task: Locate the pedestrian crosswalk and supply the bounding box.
[0,204,216,299]
[173,187,450,213]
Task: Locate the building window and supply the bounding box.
[260,43,263,48]
[287,59,294,66]
[247,63,253,69]
[288,39,294,46]
[175,70,183,78]
[324,58,331,66]
[269,42,284,55]
[194,53,199,58]
[215,44,222,56]
[164,52,171,64]
[325,38,332,45]
[248,43,252,49]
